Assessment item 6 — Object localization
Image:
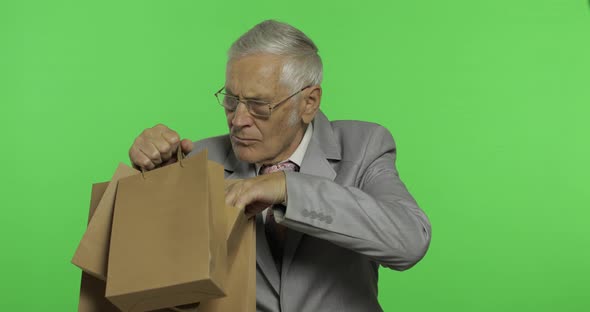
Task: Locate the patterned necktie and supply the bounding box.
[259,161,300,272]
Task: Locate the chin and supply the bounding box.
[232,144,263,164]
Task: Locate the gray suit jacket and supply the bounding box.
[187,110,432,312]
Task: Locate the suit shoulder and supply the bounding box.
[330,119,395,146]
[325,119,396,165]
[187,134,231,163]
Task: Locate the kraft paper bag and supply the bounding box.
[78,182,123,312]
[72,163,139,280]
[223,179,248,256]
[105,149,229,312]
[77,182,191,312]
[161,180,255,312]
[160,179,254,312]
[159,190,255,312]
[194,211,256,312]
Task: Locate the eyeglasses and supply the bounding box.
[214,85,311,118]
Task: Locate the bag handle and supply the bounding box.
[140,145,186,179]
[176,144,185,168]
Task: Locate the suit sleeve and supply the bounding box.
[273,126,432,271]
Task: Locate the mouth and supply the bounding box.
[231,135,258,145]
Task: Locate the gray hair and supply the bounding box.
[228,20,323,93]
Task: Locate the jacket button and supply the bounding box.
[325,216,333,224]
[310,211,318,219]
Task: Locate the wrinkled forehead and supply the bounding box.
[225,54,286,99]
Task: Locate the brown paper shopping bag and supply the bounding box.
[224,179,249,257]
[105,149,228,312]
[195,208,256,312]
[72,164,139,280]
[159,181,255,312]
[78,182,123,312]
[77,182,183,312]
[161,180,256,312]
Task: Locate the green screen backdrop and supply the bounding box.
[1,0,589,311]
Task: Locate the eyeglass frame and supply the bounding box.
[214,85,312,118]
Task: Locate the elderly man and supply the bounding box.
[129,20,431,312]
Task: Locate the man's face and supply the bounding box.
[224,54,306,165]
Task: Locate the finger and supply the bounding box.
[161,129,180,145]
[160,148,175,164]
[244,203,266,219]
[228,182,249,209]
[151,136,173,158]
[244,200,270,218]
[136,137,162,167]
[225,183,239,207]
[234,187,255,213]
[146,124,175,161]
[244,206,257,219]
[180,139,194,154]
[138,140,163,166]
[158,132,178,161]
[129,145,155,170]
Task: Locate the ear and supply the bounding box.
[301,85,322,124]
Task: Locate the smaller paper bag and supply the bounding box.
[72,164,139,280]
[77,182,121,312]
[105,149,228,312]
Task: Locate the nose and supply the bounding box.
[230,101,254,128]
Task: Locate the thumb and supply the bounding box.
[180,139,194,154]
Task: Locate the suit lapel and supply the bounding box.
[223,147,282,294]
[255,213,281,294]
[281,111,341,281]
[223,146,254,180]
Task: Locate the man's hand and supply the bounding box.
[129,124,193,170]
[225,171,287,218]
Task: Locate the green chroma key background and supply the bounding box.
[1,0,588,311]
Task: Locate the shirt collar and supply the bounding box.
[255,122,314,175]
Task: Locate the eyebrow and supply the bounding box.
[224,87,271,102]
[224,87,237,96]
